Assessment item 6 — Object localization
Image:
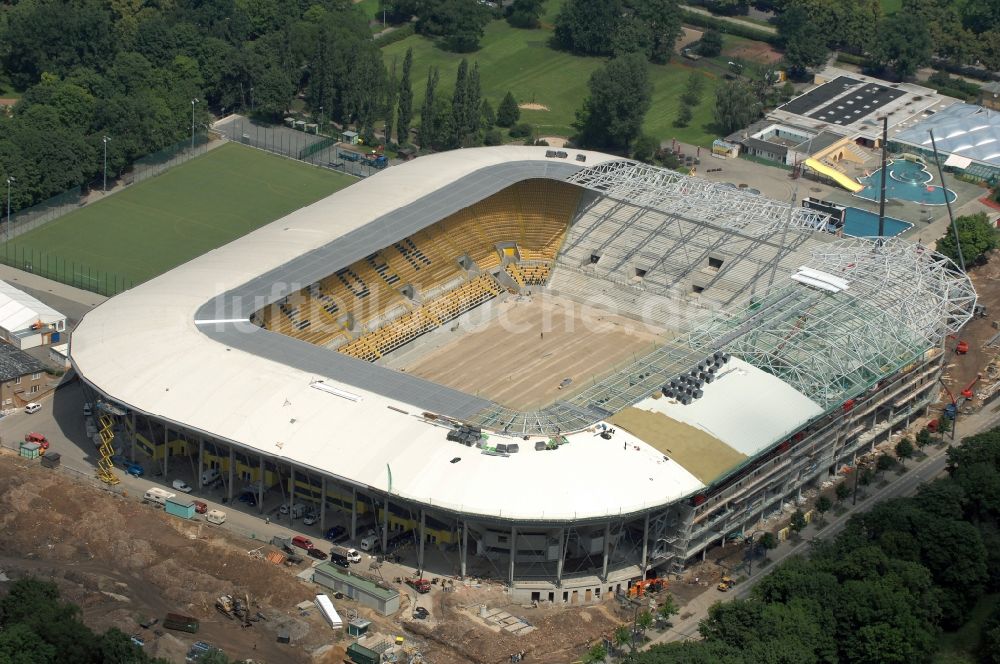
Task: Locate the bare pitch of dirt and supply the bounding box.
[0,455,337,663]
[722,39,783,65]
[675,27,704,53]
[402,296,667,410]
[941,248,1000,399]
[407,584,625,664]
[518,103,549,111]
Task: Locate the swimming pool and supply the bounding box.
[842,207,913,237]
[855,159,956,205]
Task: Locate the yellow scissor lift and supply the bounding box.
[96,414,119,485]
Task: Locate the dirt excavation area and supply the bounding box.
[0,453,632,663]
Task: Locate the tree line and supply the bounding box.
[773,0,1000,80]
[634,426,1000,663]
[0,0,385,212]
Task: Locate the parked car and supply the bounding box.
[172,479,193,493]
[238,491,257,506]
[324,526,346,542]
[302,514,317,526]
[124,462,144,477]
[291,535,313,551]
[24,403,41,414]
[193,500,208,514]
[413,607,430,620]
[306,548,328,561]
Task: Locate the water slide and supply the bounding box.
[803,158,864,193]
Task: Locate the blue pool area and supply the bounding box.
[842,207,913,237]
[855,159,956,205]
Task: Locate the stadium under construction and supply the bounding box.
[71,146,975,601]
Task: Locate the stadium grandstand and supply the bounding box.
[71,146,975,601]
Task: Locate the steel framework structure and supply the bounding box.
[469,237,975,433]
[564,159,834,237]
[689,237,977,407]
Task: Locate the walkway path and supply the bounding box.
[646,398,1000,647]
[681,5,777,35]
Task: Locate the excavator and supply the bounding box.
[628,577,667,598]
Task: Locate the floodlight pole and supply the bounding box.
[928,129,965,272]
[5,176,14,241]
[102,136,110,193]
[877,116,888,240]
[191,98,199,151]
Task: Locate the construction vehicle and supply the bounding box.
[717,576,736,592]
[215,595,235,620]
[956,340,969,354]
[628,577,667,597]
[406,577,431,594]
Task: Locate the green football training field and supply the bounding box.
[3,142,353,289]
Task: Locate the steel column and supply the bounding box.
[288,466,296,526]
[350,488,358,539]
[418,510,426,576]
[602,523,611,581]
[227,446,234,504]
[641,513,650,576]
[556,527,565,586]
[382,495,389,553]
[461,521,468,578]
[258,455,264,514]
[197,438,204,490]
[509,525,517,586]
[320,477,327,532]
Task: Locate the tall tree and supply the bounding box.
[713,79,763,134]
[419,67,440,149]
[553,0,622,55]
[497,90,520,127]
[936,212,998,265]
[776,4,830,76]
[573,54,652,151]
[397,47,414,145]
[465,62,482,140]
[451,59,469,146]
[630,0,683,64]
[384,57,399,145]
[506,0,544,28]
[867,13,932,79]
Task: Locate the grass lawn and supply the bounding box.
[880,0,902,14]
[2,143,353,288]
[933,593,999,663]
[382,16,727,146]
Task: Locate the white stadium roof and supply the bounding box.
[71,146,975,521]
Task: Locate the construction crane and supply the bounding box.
[96,414,119,485]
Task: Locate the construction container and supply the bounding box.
[40,452,61,468]
[165,498,196,520]
[163,613,199,633]
[346,643,379,664]
[19,441,41,459]
[348,618,371,637]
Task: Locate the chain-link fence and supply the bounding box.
[216,115,385,178]
[0,243,133,296]
[4,134,213,243]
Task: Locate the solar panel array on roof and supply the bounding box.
[779,76,861,116]
[808,84,905,125]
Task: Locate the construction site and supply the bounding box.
[51,146,988,661]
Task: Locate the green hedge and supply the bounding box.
[680,10,781,47]
[375,23,415,46]
[836,51,866,66]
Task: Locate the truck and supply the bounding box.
[330,545,361,563]
[163,612,199,634]
[405,577,431,594]
[367,154,389,169]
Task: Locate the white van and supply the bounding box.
[144,487,176,506]
[206,509,226,525]
[359,535,379,552]
[24,402,41,414]
[201,468,221,485]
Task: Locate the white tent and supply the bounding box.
[0,281,66,349]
